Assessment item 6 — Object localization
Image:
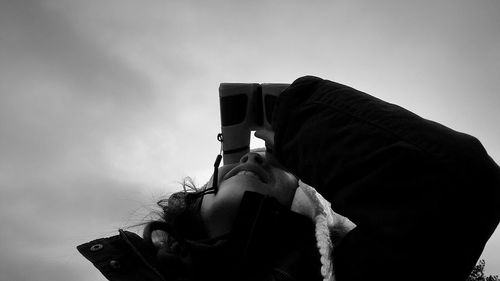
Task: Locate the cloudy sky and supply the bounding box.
[0,0,499,280]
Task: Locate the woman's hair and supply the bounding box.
[142,177,215,281]
[144,177,207,245]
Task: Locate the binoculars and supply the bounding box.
[219,83,290,164]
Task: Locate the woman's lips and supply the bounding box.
[234,170,263,182]
[223,163,270,184]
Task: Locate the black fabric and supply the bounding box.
[228,192,322,281]
[77,230,166,281]
[272,76,500,281]
[77,192,322,281]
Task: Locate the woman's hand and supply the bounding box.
[255,128,296,180]
[254,129,275,152]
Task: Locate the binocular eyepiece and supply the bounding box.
[219,83,290,164]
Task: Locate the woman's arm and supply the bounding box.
[269,76,500,280]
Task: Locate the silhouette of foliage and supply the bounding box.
[467,260,499,281]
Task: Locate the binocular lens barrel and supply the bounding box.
[219,83,289,164]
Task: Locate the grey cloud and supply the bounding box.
[0,3,168,280]
[0,248,106,281]
[0,0,151,103]
[0,176,157,281]
[0,0,162,180]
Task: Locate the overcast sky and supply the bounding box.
[0,0,499,280]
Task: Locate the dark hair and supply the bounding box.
[144,177,207,243]
[142,177,215,281]
[160,178,208,238]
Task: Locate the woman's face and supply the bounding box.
[200,151,298,237]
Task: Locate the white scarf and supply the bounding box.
[291,181,356,281]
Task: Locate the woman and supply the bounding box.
[78,76,500,281]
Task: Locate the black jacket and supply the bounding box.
[272,76,500,280]
[78,76,500,281]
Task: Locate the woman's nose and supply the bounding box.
[239,152,265,165]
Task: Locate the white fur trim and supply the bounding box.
[291,181,356,281]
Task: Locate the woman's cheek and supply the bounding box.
[273,170,299,206]
[275,168,298,190]
[216,164,236,185]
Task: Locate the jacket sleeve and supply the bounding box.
[272,76,500,281]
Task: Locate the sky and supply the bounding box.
[0,0,499,280]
